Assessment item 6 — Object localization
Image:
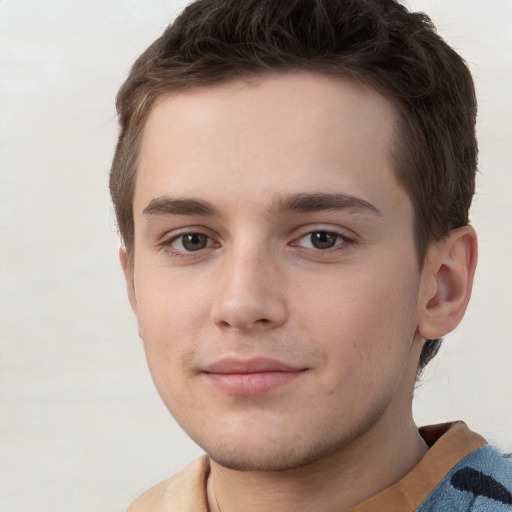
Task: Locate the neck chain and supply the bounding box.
[209,473,223,512]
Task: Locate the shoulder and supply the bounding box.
[418,444,512,511]
[347,422,510,512]
[126,455,210,512]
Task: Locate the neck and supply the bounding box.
[207,412,427,512]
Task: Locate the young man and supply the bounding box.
[110,1,512,510]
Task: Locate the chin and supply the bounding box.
[200,426,362,472]
[207,445,326,472]
[172,383,394,472]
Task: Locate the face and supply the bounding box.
[125,73,428,471]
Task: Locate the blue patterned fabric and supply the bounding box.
[417,445,512,511]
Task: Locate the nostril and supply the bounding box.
[211,292,287,330]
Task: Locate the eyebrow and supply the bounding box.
[270,192,382,217]
[142,192,382,218]
[143,197,221,217]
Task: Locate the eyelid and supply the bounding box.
[171,233,216,251]
[294,231,348,247]
[158,227,221,255]
[291,224,356,241]
[288,225,357,256]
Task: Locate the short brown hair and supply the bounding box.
[110,0,477,373]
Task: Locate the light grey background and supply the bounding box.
[0,1,510,510]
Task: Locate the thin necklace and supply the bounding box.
[209,473,222,512]
[213,484,222,512]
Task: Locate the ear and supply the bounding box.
[119,246,142,337]
[417,226,478,340]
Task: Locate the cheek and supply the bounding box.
[136,264,207,332]
[299,261,419,375]
[134,276,207,381]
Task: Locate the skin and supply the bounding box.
[122,73,477,512]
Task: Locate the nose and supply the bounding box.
[210,245,287,332]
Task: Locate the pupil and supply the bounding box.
[311,232,336,249]
[183,233,207,251]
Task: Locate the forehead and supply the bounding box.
[136,73,405,217]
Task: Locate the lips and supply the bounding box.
[202,357,306,396]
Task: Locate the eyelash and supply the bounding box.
[292,230,353,253]
[159,229,354,257]
[160,231,219,257]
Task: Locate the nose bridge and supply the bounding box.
[211,235,286,330]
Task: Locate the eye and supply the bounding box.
[169,232,216,252]
[296,231,347,250]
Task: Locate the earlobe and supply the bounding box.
[418,226,478,340]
